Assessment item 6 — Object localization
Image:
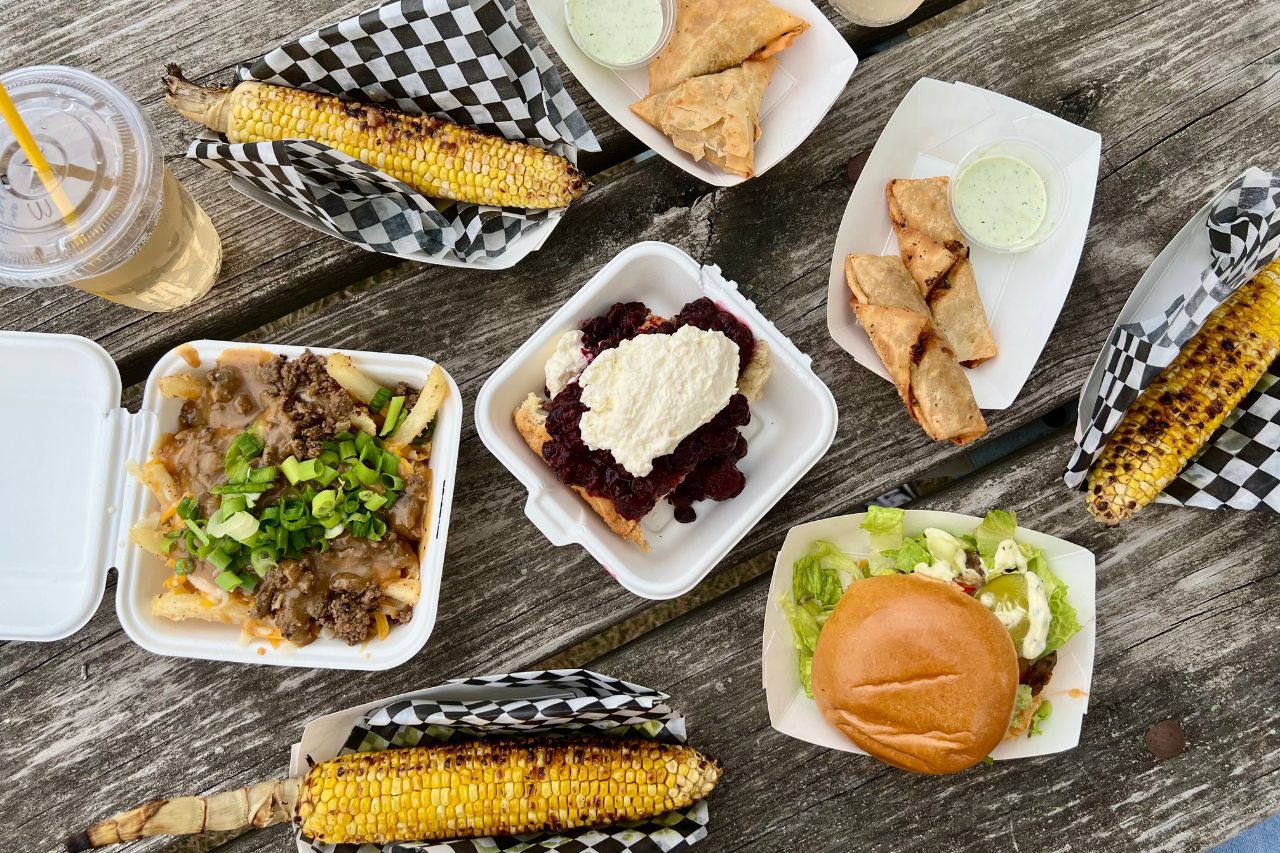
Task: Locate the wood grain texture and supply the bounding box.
[2,1,1280,851]
[0,0,968,388]
[580,429,1280,853]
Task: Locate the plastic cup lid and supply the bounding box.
[0,65,162,288]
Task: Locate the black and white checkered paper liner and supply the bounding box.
[298,670,710,853]
[1066,168,1280,511]
[187,0,598,263]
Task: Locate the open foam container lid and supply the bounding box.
[0,331,127,640]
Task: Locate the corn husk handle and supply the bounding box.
[63,779,298,851]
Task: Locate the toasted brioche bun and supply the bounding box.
[811,573,1019,774]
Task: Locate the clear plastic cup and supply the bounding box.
[564,0,675,70]
[0,65,221,312]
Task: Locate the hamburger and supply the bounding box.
[779,508,1081,773]
[811,573,1018,774]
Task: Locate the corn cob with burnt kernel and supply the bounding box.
[64,737,721,850]
[295,738,721,844]
[162,65,586,210]
[1086,260,1280,525]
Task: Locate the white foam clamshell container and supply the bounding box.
[475,241,838,599]
[762,511,1097,760]
[0,333,461,670]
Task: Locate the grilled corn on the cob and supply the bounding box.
[64,737,721,850]
[297,737,721,844]
[1086,260,1280,525]
[162,65,586,209]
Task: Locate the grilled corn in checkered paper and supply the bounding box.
[64,736,721,849]
[162,65,587,210]
[1086,260,1280,525]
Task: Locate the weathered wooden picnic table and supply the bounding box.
[2,0,1279,850]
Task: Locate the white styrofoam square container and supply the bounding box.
[526,0,858,187]
[826,78,1103,409]
[0,333,461,670]
[475,241,838,599]
[763,511,1097,760]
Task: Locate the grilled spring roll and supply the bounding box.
[65,737,721,850]
[846,254,987,445]
[161,65,586,210]
[887,178,998,366]
[1086,260,1280,525]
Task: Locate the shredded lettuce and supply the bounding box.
[781,541,853,696]
[1011,684,1034,726]
[861,506,904,570]
[1029,700,1053,737]
[892,536,932,573]
[974,509,1018,561]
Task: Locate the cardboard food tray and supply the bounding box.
[526,0,857,187]
[826,78,1102,410]
[762,511,1097,760]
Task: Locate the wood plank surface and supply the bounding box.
[573,429,1280,853]
[0,0,972,388]
[2,1,1280,851]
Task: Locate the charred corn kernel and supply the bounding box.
[163,69,585,209]
[1087,260,1280,524]
[294,737,720,844]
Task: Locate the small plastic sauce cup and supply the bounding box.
[564,0,675,71]
[949,138,1070,254]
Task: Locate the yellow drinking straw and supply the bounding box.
[0,81,77,224]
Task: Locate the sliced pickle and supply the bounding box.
[978,573,1030,653]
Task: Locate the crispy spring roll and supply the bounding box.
[886,178,997,366]
[846,254,987,445]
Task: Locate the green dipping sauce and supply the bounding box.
[568,0,664,66]
[952,155,1048,250]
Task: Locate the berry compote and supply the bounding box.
[542,298,757,523]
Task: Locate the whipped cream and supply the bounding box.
[544,330,589,397]
[578,326,739,477]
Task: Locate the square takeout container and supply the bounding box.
[763,511,1097,760]
[526,0,858,187]
[826,78,1103,409]
[0,333,461,669]
[475,241,838,599]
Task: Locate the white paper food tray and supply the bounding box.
[762,511,1097,760]
[526,0,857,187]
[0,333,460,670]
[1074,194,1216,451]
[475,240,838,599]
[826,78,1103,410]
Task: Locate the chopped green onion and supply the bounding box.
[208,510,260,543]
[381,450,400,475]
[173,559,192,575]
[281,455,303,485]
[319,449,340,467]
[339,439,356,461]
[315,465,339,487]
[311,490,337,518]
[184,518,210,546]
[210,482,273,495]
[220,495,248,516]
[368,386,391,413]
[239,574,259,594]
[226,431,264,463]
[249,465,278,484]
[225,456,250,484]
[354,430,374,454]
[334,430,354,441]
[208,547,233,572]
[176,496,198,520]
[367,517,387,542]
[380,472,404,491]
[359,489,388,512]
[380,396,405,436]
[213,568,242,590]
[250,547,277,576]
[295,459,323,481]
[324,522,346,540]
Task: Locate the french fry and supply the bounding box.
[129,459,181,507]
[389,366,447,447]
[325,352,385,406]
[129,518,171,557]
[157,373,204,400]
[384,577,421,605]
[350,409,378,436]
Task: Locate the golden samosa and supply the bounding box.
[632,58,775,179]
[886,177,998,367]
[646,0,808,95]
[845,253,987,445]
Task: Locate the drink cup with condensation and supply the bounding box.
[0,65,221,312]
